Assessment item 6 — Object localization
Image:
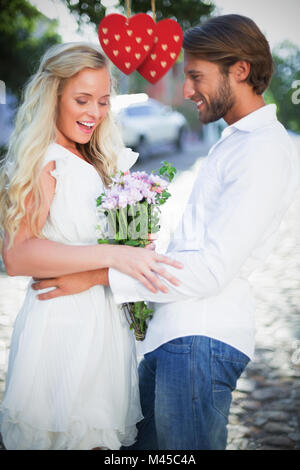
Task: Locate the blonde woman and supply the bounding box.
[0,42,182,450]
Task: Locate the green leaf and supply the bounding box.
[96,194,105,206]
[159,166,167,175]
[97,239,110,244]
[158,161,177,182]
[124,240,142,247]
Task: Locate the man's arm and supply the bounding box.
[108,138,294,304]
[32,268,109,300]
[32,139,296,303]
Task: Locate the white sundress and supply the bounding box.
[0,143,143,450]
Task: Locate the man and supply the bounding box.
[31,15,300,449]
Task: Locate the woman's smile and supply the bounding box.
[76,120,96,134]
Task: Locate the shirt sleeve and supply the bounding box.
[109,137,292,304]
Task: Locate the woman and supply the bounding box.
[0,42,182,450]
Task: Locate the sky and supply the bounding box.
[214,0,300,49]
[30,0,300,50]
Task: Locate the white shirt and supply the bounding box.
[109,104,300,360]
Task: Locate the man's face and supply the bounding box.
[183,53,236,124]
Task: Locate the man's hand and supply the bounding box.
[31,269,109,300]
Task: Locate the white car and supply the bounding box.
[112,94,188,157]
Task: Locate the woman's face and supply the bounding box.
[56,67,111,147]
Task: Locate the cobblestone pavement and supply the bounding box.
[0,153,300,450]
[226,189,300,450]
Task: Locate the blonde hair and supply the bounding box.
[0,42,124,249]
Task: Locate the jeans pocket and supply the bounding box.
[211,354,249,419]
[160,336,194,354]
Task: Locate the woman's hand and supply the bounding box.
[109,245,183,294]
[31,244,184,300]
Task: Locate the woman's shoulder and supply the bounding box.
[42,142,67,167]
[41,143,70,189]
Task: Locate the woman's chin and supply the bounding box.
[73,133,93,145]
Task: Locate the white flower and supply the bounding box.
[117,147,139,172]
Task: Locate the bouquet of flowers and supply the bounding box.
[96,161,176,341]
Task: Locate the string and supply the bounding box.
[151,0,156,22]
[125,0,155,22]
[126,0,131,20]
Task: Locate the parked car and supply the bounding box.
[112,94,188,157]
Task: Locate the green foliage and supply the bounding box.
[97,239,110,244]
[65,0,215,31]
[0,0,61,102]
[96,160,177,340]
[267,41,300,133]
[159,160,177,182]
[124,302,154,341]
[96,195,104,206]
[97,160,175,246]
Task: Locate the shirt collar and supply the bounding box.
[221,104,278,138]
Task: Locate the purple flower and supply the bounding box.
[98,169,169,210]
[149,174,168,189]
[101,196,118,210]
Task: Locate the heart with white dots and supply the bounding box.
[98,14,183,84]
[98,13,156,75]
[137,19,183,84]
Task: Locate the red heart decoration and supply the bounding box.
[137,19,183,84]
[98,13,156,75]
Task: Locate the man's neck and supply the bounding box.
[224,94,266,126]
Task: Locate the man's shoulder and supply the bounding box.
[249,122,298,166]
[236,117,284,142]
[218,122,298,179]
[229,120,294,159]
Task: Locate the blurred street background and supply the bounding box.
[1,0,300,450]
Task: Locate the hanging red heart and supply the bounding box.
[137,19,183,84]
[98,13,156,75]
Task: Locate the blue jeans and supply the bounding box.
[128,336,249,450]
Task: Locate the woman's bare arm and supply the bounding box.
[2,161,115,277]
[2,161,183,292]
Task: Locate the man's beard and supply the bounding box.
[198,73,235,124]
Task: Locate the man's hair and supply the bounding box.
[183,14,274,95]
